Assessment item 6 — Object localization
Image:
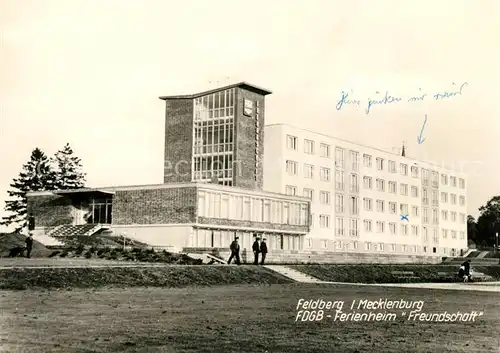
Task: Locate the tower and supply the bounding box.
[159,82,272,191]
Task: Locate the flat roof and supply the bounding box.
[26,182,309,202]
[159,82,272,100]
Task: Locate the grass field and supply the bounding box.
[1,284,499,353]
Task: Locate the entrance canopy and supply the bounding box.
[53,188,115,199]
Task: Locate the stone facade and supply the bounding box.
[163,99,193,183]
[233,87,265,191]
[27,194,73,228]
[112,187,197,225]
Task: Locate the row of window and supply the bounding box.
[286,182,466,207]
[314,216,465,240]
[285,135,466,189]
[197,191,309,226]
[306,239,460,255]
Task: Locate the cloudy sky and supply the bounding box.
[1,0,499,231]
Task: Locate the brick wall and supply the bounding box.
[163,99,193,183]
[197,217,308,233]
[112,187,197,225]
[233,88,265,191]
[27,195,73,228]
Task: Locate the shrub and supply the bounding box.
[84,251,92,259]
[75,244,85,255]
[59,251,68,258]
[48,250,60,258]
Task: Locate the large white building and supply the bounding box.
[264,123,468,258]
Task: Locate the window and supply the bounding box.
[433,228,439,243]
[285,185,297,196]
[432,190,439,206]
[411,225,419,236]
[422,208,429,223]
[287,135,297,150]
[351,151,359,171]
[376,178,385,192]
[442,229,448,239]
[460,231,465,239]
[391,244,397,252]
[459,178,465,189]
[422,169,429,186]
[389,202,397,214]
[400,203,408,215]
[401,224,408,235]
[319,215,330,228]
[412,205,419,217]
[388,160,396,173]
[320,191,330,205]
[376,200,385,212]
[376,221,385,233]
[460,213,466,223]
[422,188,429,205]
[450,194,457,204]
[363,197,372,211]
[320,167,331,181]
[350,196,359,215]
[411,186,419,197]
[400,183,408,196]
[379,243,384,251]
[441,174,448,185]
[376,157,384,171]
[303,188,313,200]
[441,210,448,221]
[441,192,448,203]
[422,226,428,241]
[320,143,330,158]
[389,222,396,234]
[431,171,439,187]
[459,196,465,206]
[336,217,344,236]
[451,211,457,222]
[335,194,344,213]
[432,209,439,224]
[304,139,315,154]
[411,166,419,178]
[364,220,372,232]
[365,242,372,251]
[363,154,372,167]
[363,176,372,189]
[335,148,345,169]
[451,230,457,239]
[400,163,408,176]
[388,181,397,194]
[303,164,314,178]
[349,219,359,237]
[286,160,298,175]
[350,173,359,192]
[450,176,457,187]
[335,171,345,190]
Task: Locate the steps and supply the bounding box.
[476,251,490,258]
[264,265,323,283]
[33,233,64,247]
[49,224,103,237]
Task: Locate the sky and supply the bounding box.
[1,0,499,232]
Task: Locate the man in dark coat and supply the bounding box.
[227,237,241,265]
[461,259,471,279]
[260,237,268,265]
[25,233,34,258]
[252,236,260,265]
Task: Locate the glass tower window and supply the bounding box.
[193,88,235,186]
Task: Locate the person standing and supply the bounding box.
[25,232,34,258]
[227,236,241,265]
[260,237,268,265]
[461,259,471,280]
[252,236,260,265]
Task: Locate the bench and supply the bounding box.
[391,271,419,280]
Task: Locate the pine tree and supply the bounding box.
[0,148,57,231]
[53,143,86,190]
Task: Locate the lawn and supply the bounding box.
[1,284,499,353]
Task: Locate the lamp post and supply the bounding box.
[496,232,498,254]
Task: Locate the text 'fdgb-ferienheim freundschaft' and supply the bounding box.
[295,298,484,323]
